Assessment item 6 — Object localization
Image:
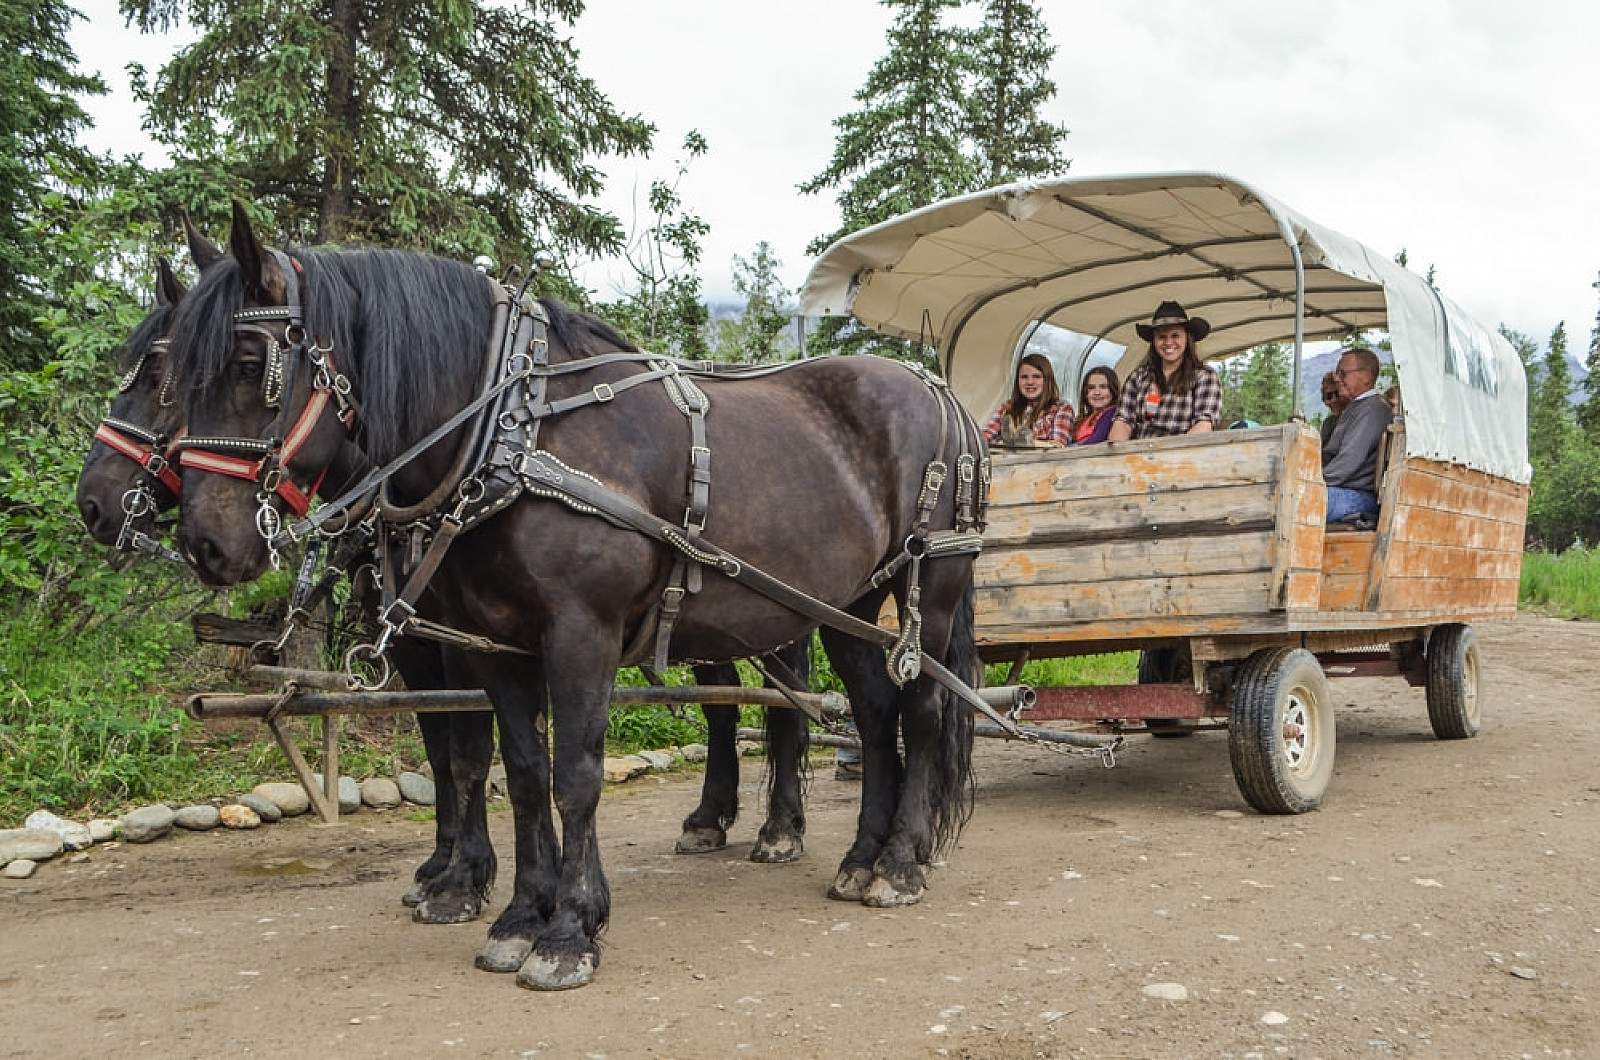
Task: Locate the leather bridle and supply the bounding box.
[174,250,357,563]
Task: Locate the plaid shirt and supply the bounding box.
[1114,363,1223,439]
[982,399,1076,446]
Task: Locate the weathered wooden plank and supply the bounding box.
[975,571,1271,628]
[1376,575,1521,613]
[980,483,1276,548]
[1388,505,1527,552]
[1384,540,1524,581]
[976,531,1274,589]
[1284,569,1323,610]
[987,438,1282,507]
[1288,520,1325,573]
[1396,465,1531,524]
[1321,532,1375,574]
[1316,572,1368,612]
[1405,457,1532,498]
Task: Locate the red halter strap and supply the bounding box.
[94,420,183,497]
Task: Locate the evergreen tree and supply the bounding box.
[1219,343,1292,425]
[1529,322,1576,475]
[799,0,976,362]
[711,241,794,362]
[0,0,105,371]
[1578,272,1600,443]
[123,0,653,270]
[967,0,1069,185]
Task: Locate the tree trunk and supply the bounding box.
[317,0,361,242]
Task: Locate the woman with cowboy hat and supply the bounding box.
[1107,301,1224,441]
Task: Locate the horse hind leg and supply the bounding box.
[675,664,740,855]
[750,638,813,864]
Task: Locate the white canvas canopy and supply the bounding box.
[800,172,1530,483]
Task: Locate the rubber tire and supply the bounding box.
[1425,623,1481,740]
[1138,648,1195,738]
[1227,648,1335,814]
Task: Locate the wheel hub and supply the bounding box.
[1281,693,1311,771]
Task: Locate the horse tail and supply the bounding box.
[929,576,978,856]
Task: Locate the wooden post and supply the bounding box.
[266,716,338,823]
[322,714,340,824]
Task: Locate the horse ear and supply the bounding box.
[228,201,271,297]
[183,212,223,271]
[155,256,186,306]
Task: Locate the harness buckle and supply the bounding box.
[259,464,283,493]
[144,452,168,478]
[593,383,616,403]
[661,585,686,611]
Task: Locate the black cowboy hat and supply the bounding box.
[1135,300,1211,343]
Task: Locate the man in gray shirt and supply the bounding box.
[1322,347,1393,523]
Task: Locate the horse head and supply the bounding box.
[172,203,361,585]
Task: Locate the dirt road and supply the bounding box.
[3,615,1597,1058]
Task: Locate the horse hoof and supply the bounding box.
[827,865,873,902]
[400,881,430,908]
[475,936,535,973]
[674,827,727,855]
[750,833,803,864]
[412,894,482,925]
[516,950,597,991]
[863,874,926,908]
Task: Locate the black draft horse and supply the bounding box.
[168,207,978,991]
[74,252,816,931]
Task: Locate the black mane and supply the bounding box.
[116,301,176,375]
[169,244,641,462]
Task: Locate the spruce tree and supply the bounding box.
[0,0,105,370]
[1578,272,1600,443]
[714,242,794,362]
[967,0,1069,185]
[1529,322,1577,475]
[800,0,977,359]
[122,0,653,269]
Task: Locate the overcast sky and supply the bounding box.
[70,0,1599,349]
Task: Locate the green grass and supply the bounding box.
[985,651,1139,688]
[1521,545,1600,620]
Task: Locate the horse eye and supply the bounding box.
[238,359,264,382]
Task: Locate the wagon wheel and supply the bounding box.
[1138,648,1195,738]
[1227,648,1335,814]
[1425,623,1481,740]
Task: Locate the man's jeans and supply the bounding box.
[1326,486,1379,524]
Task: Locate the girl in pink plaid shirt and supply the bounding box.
[981,353,1075,447]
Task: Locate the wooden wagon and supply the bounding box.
[802,172,1531,813]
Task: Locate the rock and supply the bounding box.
[1260,1011,1290,1025]
[486,764,508,797]
[637,749,676,771]
[1141,982,1188,1001]
[737,740,763,757]
[1214,810,1244,819]
[0,828,65,866]
[4,859,39,879]
[24,810,93,851]
[681,743,709,763]
[603,756,650,784]
[219,804,262,829]
[252,782,310,818]
[174,805,222,831]
[1509,965,1538,980]
[237,794,282,823]
[419,760,434,781]
[87,818,120,843]
[360,777,402,809]
[312,775,362,814]
[396,771,436,806]
[120,804,176,844]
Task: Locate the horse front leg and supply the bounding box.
[676,665,740,855]
[469,653,561,974]
[750,638,813,864]
[518,619,620,991]
[390,639,454,908]
[819,622,902,902]
[411,652,497,924]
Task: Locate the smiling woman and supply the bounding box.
[1106,301,1222,442]
[980,352,1074,447]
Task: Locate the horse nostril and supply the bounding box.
[80,496,102,530]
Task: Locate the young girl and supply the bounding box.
[981,353,1074,447]
[1072,366,1120,445]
